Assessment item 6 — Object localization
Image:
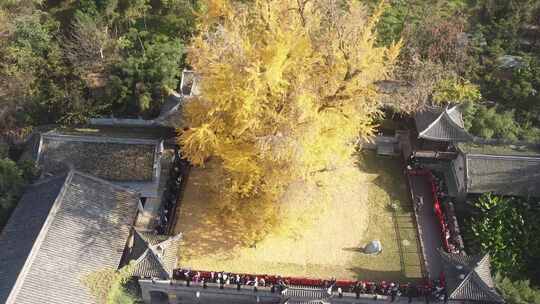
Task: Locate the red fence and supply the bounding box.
[173,269,435,296]
[407,169,461,254]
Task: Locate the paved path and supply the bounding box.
[408,175,443,280]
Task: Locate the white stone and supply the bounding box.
[364,240,382,254]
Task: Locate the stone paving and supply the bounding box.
[408,175,443,279]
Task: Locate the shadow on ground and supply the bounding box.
[347,267,422,283]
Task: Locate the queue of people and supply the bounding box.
[154,151,188,234]
[406,156,463,254]
[176,269,281,289]
[173,269,448,302]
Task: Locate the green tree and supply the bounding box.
[0,158,26,228]
[63,12,118,74]
[463,103,540,141]
[82,263,139,304]
[146,0,200,39]
[465,0,540,136]
[0,158,24,211]
[107,30,183,116]
[0,8,100,127]
[464,193,540,284]
[433,77,482,105]
[495,274,540,304]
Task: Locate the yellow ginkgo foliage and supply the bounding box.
[179,0,401,200]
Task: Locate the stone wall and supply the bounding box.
[139,280,281,304]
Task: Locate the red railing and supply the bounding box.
[173,269,435,295]
[407,169,457,253]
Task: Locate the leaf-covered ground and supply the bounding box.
[173,152,423,282]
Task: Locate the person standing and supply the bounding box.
[423,286,430,304]
[406,284,414,304]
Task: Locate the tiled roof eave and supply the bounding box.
[2,170,140,304]
[416,105,472,142]
[131,249,169,279]
[439,250,504,303]
[465,153,540,197]
[130,231,182,280]
[418,134,472,142]
[3,172,73,304]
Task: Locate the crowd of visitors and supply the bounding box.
[174,269,449,302]
[155,150,189,234]
[406,156,464,254]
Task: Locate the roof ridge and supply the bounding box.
[5,171,74,304]
[443,106,465,129]
[473,254,494,287]
[148,241,171,275]
[417,105,473,141]
[134,229,168,246]
[453,269,503,302]
[42,132,161,145]
[28,173,68,187]
[473,253,489,269]
[418,108,446,137]
[449,269,475,299]
[467,153,540,161]
[153,233,182,250]
[133,248,152,266]
[131,231,181,279]
[133,247,170,279]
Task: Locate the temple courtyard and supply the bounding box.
[172,152,423,282]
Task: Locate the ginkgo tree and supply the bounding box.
[179,0,401,201]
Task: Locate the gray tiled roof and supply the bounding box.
[0,175,67,304]
[132,249,170,279]
[439,249,504,303]
[130,230,181,279]
[38,132,160,181]
[466,154,540,197]
[415,106,472,142]
[0,171,140,304]
[36,130,163,197]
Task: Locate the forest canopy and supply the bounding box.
[0,0,198,132]
[370,0,540,141]
[2,0,540,141]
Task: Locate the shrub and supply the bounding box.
[495,273,540,304]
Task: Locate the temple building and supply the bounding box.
[0,171,140,304]
[34,129,164,198]
[128,230,182,280]
[414,105,473,152]
[412,105,540,201]
[451,143,540,200]
[439,249,505,303]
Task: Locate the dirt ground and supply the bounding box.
[173,152,423,281]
